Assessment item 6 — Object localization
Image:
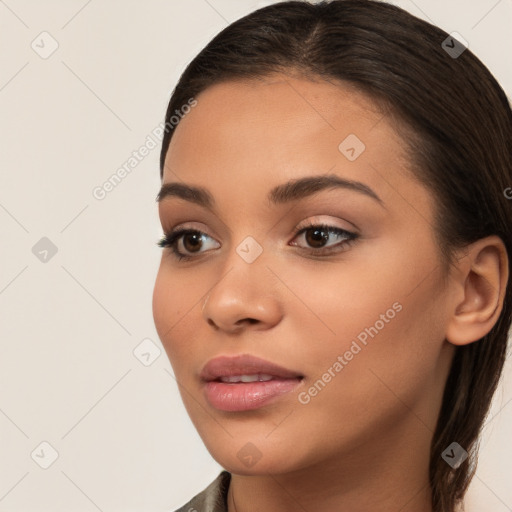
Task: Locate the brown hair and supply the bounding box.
[158,1,512,510]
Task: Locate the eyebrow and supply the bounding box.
[156,174,385,209]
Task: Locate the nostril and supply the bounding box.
[236,318,258,325]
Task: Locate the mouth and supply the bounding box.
[200,354,304,412]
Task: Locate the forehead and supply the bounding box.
[168,74,390,156]
[161,73,425,217]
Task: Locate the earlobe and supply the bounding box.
[445,235,509,346]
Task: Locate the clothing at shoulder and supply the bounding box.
[173,471,231,512]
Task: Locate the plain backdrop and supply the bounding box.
[0,0,511,510]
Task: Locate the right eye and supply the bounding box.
[157,228,220,261]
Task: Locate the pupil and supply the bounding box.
[307,228,328,248]
[184,233,202,252]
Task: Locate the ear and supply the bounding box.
[445,235,509,346]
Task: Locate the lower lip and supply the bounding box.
[204,378,303,412]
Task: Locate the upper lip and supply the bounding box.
[200,354,304,382]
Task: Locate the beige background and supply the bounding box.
[0,0,511,510]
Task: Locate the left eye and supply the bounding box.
[291,223,358,252]
[157,223,359,261]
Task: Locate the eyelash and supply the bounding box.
[157,222,359,262]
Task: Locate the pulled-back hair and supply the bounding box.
[159,1,512,510]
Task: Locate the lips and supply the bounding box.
[200,354,304,412]
[200,354,304,382]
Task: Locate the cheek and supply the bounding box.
[152,265,194,360]
[152,267,171,337]
[271,253,407,362]
[287,237,447,394]
[286,289,446,453]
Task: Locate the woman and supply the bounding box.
[152,1,512,511]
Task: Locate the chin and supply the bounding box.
[216,457,290,476]
[204,437,306,476]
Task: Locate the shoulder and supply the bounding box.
[172,470,231,512]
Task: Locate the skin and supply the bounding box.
[153,73,508,512]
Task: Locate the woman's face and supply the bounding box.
[153,74,456,476]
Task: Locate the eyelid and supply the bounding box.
[162,221,216,239]
[293,215,359,234]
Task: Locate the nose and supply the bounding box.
[202,257,283,333]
